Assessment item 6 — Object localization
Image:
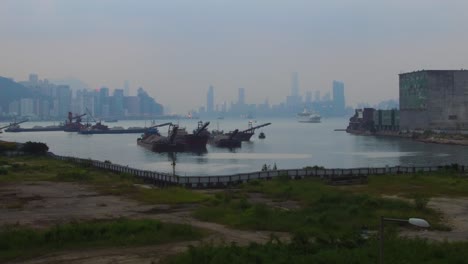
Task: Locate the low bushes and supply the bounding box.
[0,218,203,262]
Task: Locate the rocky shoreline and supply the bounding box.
[347,129,468,146]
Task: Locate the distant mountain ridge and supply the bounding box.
[0,76,33,111]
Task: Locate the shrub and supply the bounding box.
[0,142,17,152]
[414,196,429,210]
[21,142,49,155]
[0,167,8,175]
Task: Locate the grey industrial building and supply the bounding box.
[399,70,468,131]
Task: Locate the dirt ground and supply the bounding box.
[3,182,468,263]
[402,197,468,241]
[0,182,288,264]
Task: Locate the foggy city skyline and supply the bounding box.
[1,0,468,113]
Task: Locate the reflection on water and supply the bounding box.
[201,153,313,160]
[1,118,467,176]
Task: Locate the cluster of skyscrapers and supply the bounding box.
[2,74,163,120]
[201,73,347,118]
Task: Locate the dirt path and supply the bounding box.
[401,197,468,241]
[1,182,288,264]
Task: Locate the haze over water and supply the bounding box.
[1,118,467,176]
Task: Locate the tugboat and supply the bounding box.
[258,131,266,139]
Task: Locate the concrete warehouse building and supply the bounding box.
[399,70,468,131]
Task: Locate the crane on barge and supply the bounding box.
[230,122,272,141]
[0,120,28,133]
[64,112,88,132]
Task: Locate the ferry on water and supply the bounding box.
[297,108,321,123]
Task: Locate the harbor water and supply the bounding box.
[1,118,467,176]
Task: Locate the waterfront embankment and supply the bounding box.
[347,129,468,146]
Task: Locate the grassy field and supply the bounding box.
[0,218,203,262]
[193,172,468,237]
[0,155,208,204]
[2,154,468,263]
[166,236,468,264]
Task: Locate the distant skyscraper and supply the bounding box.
[238,88,245,105]
[315,91,321,102]
[29,74,38,84]
[291,72,299,97]
[332,80,345,116]
[112,89,125,117]
[99,87,110,117]
[306,91,312,104]
[124,80,130,96]
[56,85,71,117]
[207,85,214,113]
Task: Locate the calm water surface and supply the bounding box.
[1,118,467,176]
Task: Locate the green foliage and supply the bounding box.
[356,170,468,198]
[166,237,468,264]
[56,168,91,181]
[303,165,325,170]
[0,141,17,152]
[0,156,208,204]
[20,142,49,155]
[195,177,447,237]
[413,196,429,210]
[0,219,203,262]
[0,167,8,175]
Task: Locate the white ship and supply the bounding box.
[297,109,321,123]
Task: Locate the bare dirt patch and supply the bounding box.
[0,182,154,228]
[246,192,301,211]
[1,182,288,264]
[402,197,468,241]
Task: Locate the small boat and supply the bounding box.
[258,132,266,139]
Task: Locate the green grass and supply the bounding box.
[165,236,468,264]
[0,218,204,262]
[0,155,209,204]
[194,176,451,237]
[351,170,468,198]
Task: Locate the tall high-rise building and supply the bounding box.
[238,88,245,105]
[207,85,214,113]
[306,91,312,104]
[112,89,125,117]
[332,80,345,116]
[291,72,299,97]
[99,87,110,117]
[56,85,71,118]
[29,74,38,85]
[315,91,321,102]
[124,80,130,96]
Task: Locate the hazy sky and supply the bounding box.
[1,0,467,113]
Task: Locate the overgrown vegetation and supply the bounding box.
[166,236,468,264]
[0,218,203,262]
[20,141,49,155]
[193,173,467,237]
[351,170,468,198]
[0,155,208,204]
[0,141,17,152]
[3,154,468,263]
